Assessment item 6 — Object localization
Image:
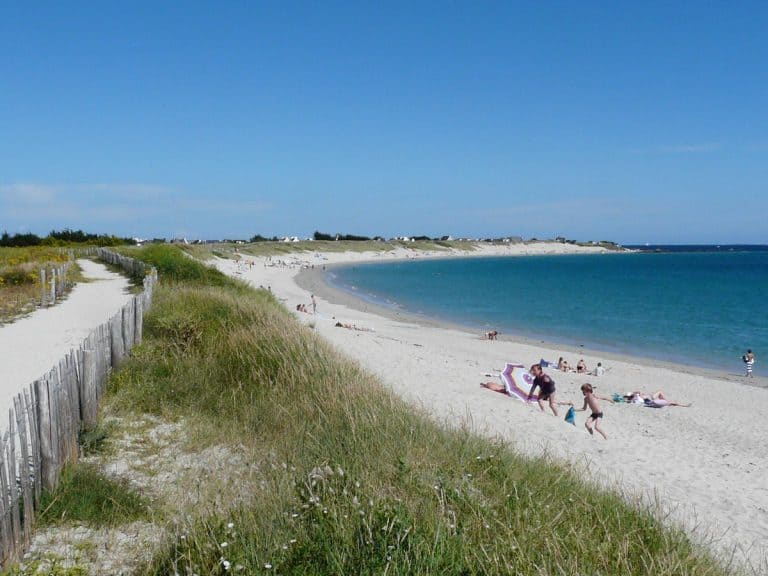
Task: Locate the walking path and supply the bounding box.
[0,259,132,418]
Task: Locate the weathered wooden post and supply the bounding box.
[0,433,11,563]
[122,302,134,355]
[33,379,56,492]
[134,296,144,345]
[109,313,125,369]
[8,413,21,555]
[80,349,98,428]
[13,395,33,547]
[39,269,46,306]
[49,269,56,305]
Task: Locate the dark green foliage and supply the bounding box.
[0,229,134,247]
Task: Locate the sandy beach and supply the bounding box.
[0,259,132,419]
[216,244,768,572]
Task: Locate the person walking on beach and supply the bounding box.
[311,294,317,314]
[575,383,608,439]
[527,364,563,416]
[744,349,755,377]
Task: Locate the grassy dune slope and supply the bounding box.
[104,246,728,575]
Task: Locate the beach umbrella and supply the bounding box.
[500,363,537,403]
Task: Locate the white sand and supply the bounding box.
[217,244,767,571]
[0,259,132,418]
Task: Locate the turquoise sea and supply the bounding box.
[330,248,767,378]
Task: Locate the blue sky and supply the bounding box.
[1,2,766,243]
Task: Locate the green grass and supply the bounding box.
[101,246,730,575]
[123,244,246,288]
[37,463,148,528]
[78,420,116,457]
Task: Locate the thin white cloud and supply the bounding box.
[0,183,58,203]
[0,182,176,204]
[657,143,721,154]
[0,181,272,235]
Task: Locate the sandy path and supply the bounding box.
[217,246,767,572]
[0,259,132,417]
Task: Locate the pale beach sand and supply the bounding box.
[217,244,767,571]
[0,259,132,419]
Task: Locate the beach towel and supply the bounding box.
[564,406,576,425]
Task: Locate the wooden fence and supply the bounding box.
[0,249,157,566]
[39,261,73,307]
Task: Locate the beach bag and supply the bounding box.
[612,393,625,403]
[564,406,576,425]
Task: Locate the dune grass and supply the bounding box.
[37,464,148,528]
[103,245,731,575]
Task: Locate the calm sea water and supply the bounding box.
[331,249,768,377]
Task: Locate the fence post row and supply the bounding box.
[0,249,157,566]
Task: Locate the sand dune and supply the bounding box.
[217,243,768,572]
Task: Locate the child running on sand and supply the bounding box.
[527,364,571,416]
[575,383,609,439]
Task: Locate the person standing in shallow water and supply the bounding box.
[744,349,755,377]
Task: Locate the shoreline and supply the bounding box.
[297,264,768,389]
[214,244,768,571]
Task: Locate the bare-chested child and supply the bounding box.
[575,383,610,439]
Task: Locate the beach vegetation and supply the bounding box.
[93,245,734,574]
[0,247,85,324]
[0,229,135,248]
[37,463,148,528]
[78,420,116,457]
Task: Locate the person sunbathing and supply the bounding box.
[481,381,506,392]
[576,359,587,373]
[334,321,374,332]
[625,390,691,408]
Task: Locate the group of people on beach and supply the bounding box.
[521,362,691,440]
[551,356,604,376]
[295,294,318,315]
